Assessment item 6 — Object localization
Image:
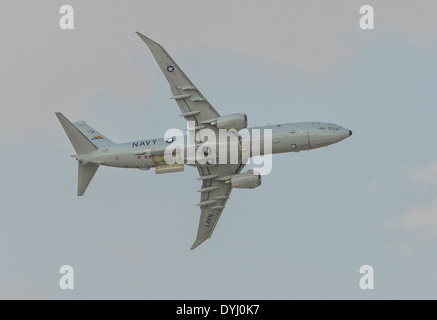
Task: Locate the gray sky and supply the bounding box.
[1,0,437,299]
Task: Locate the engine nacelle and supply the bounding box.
[216,113,248,131]
[231,170,261,189]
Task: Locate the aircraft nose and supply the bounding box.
[349,130,353,136]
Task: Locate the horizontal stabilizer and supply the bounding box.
[77,163,99,196]
[56,112,98,155]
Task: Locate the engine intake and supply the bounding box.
[231,170,261,189]
[216,113,247,131]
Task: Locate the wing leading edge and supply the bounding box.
[192,163,245,249]
[137,32,245,249]
[136,32,220,130]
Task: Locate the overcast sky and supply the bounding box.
[1,0,437,299]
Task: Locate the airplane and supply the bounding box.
[56,32,352,249]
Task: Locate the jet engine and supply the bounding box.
[230,170,261,189]
[215,113,248,131]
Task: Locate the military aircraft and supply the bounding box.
[56,32,352,249]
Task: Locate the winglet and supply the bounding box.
[190,239,207,250]
[135,31,176,79]
[135,32,161,48]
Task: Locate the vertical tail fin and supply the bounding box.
[77,163,99,196]
[73,121,115,148]
[55,112,98,155]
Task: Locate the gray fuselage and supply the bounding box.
[77,122,352,170]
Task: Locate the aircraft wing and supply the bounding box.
[136,32,220,130]
[137,33,245,249]
[192,163,245,249]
